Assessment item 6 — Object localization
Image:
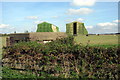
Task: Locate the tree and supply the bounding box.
[25,30,29,33]
[14,31,16,33]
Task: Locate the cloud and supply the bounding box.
[65,18,84,23]
[34,20,44,24]
[65,19,73,23]
[77,18,84,22]
[96,22,117,29]
[0,24,16,33]
[26,16,39,19]
[0,24,10,28]
[113,19,120,23]
[71,0,96,6]
[86,26,93,29]
[67,8,93,15]
[52,16,59,19]
[87,21,118,34]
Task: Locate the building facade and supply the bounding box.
[0,36,10,47]
[66,21,88,35]
[9,32,67,46]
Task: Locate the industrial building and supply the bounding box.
[1,21,88,47]
[66,21,88,35]
[9,32,67,46]
[36,22,59,32]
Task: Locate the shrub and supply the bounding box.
[2,36,119,79]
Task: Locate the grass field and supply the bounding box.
[74,34,119,47]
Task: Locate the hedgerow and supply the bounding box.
[2,36,119,79]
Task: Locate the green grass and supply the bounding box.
[89,44,119,48]
[74,35,119,47]
[2,67,37,78]
[2,66,56,78]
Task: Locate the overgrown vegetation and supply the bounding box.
[2,67,37,78]
[2,36,119,79]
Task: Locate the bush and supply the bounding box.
[2,36,119,79]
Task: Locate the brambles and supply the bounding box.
[2,36,119,79]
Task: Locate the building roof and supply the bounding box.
[29,32,67,41]
[66,21,83,24]
[38,22,52,25]
[10,33,29,35]
[37,21,59,32]
[39,21,57,27]
[38,22,57,27]
[9,32,67,41]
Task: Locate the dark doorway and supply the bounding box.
[73,22,77,35]
[15,40,19,43]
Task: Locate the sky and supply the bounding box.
[0,0,119,34]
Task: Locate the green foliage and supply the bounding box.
[2,36,119,79]
[2,67,37,78]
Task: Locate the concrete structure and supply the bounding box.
[9,33,29,45]
[66,21,88,35]
[2,21,89,46]
[9,32,67,45]
[0,36,10,47]
[36,22,59,32]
